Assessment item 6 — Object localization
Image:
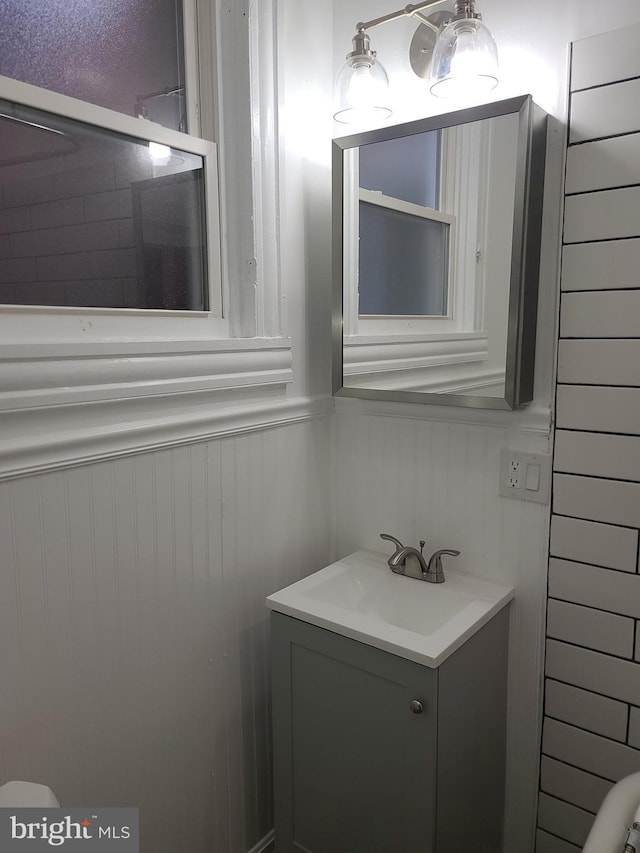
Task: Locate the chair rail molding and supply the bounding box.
[0,365,333,480]
[0,336,335,481]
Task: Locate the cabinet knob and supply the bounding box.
[409,699,423,714]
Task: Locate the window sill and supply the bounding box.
[0,337,301,479]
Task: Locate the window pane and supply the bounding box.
[0,98,207,311]
[358,202,449,316]
[0,0,187,132]
[359,131,440,209]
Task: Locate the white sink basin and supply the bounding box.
[266,550,514,667]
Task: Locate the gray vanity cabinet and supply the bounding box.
[270,608,509,853]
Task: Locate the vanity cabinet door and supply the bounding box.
[271,613,438,853]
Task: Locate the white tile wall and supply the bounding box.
[9,221,121,258]
[565,134,640,194]
[29,197,85,230]
[561,291,640,339]
[571,23,640,91]
[629,708,640,750]
[545,680,628,741]
[546,600,635,659]
[538,22,640,850]
[564,186,640,243]
[546,640,640,705]
[557,340,640,386]
[562,239,640,291]
[543,718,640,781]
[548,559,640,618]
[3,167,115,208]
[554,430,640,482]
[0,257,36,284]
[540,756,613,814]
[536,829,580,853]
[0,206,31,235]
[569,78,640,143]
[1,157,148,307]
[35,253,91,281]
[537,793,595,847]
[553,474,640,527]
[84,189,133,222]
[549,516,638,572]
[556,385,640,435]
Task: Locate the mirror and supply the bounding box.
[332,95,547,410]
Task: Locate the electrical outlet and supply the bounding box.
[499,449,551,504]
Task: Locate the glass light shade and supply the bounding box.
[429,18,499,98]
[333,58,392,125]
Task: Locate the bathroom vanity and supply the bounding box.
[267,550,514,853]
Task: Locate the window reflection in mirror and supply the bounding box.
[357,129,451,317]
[0,98,207,311]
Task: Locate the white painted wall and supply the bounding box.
[277,1,335,401]
[328,1,640,850]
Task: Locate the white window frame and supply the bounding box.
[0,0,293,481]
[0,74,225,340]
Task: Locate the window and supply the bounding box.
[0,0,226,337]
[0,1,290,479]
[0,96,210,312]
[0,74,223,338]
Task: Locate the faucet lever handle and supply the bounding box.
[429,548,460,569]
[380,533,404,551]
[427,548,460,578]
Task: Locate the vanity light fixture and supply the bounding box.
[333,0,499,123]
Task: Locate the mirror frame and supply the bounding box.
[332,95,548,410]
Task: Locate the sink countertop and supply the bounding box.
[266,550,514,668]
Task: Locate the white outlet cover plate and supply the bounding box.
[498,449,552,504]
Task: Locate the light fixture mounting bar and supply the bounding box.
[355,0,449,34]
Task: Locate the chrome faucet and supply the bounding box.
[381,533,429,579]
[380,533,460,583]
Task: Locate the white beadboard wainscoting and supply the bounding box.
[537,22,640,853]
[333,404,552,852]
[0,415,332,853]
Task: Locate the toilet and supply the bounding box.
[0,780,60,807]
[583,772,640,853]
